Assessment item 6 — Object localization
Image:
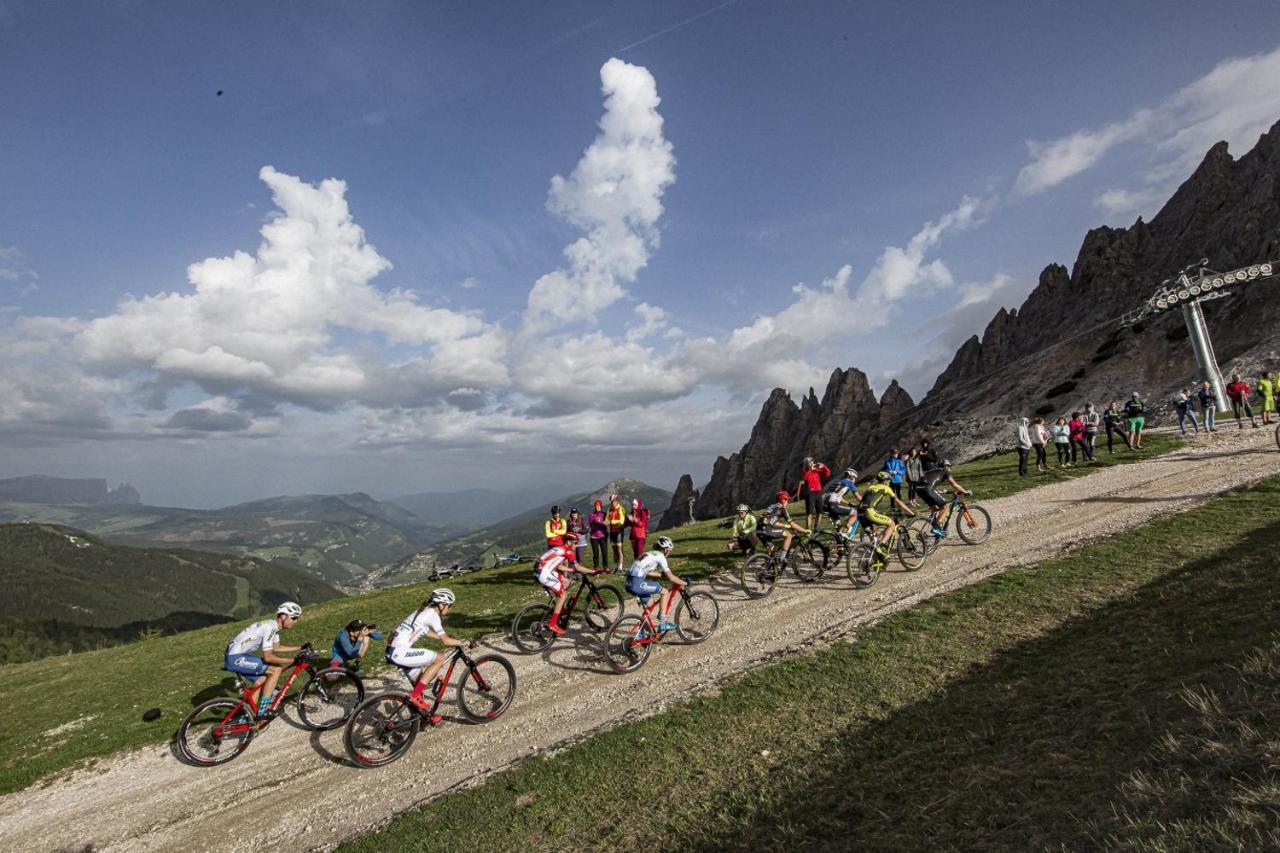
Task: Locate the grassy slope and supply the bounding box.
[346,474,1280,853]
[0,438,1180,795]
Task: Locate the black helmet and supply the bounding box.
[550,505,560,514]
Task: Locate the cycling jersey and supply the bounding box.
[761,501,790,527]
[627,551,670,580]
[226,619,279,656]
[390,607,445,650]
[824,478,858,505]
[859,483,896,511]
[536,545,574,593]
[544,517,567,541]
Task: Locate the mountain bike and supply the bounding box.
[846,517,928,588]
[738,534,829,598]
[344,643,516,767]
[906,492,992,555]
[176,647,363,766]
[603,579,720,673]
[808,508,872,573]
[511,570,624,652]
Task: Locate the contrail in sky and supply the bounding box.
[614,0,738,54]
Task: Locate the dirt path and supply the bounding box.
[2,428,1277,853]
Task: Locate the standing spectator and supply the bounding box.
[1068,411,1086,463]
[1197,381,1217,433]
[1082,403,1100,461]
[628,498,650,560]
[1052,416,1071,466]
[544,505,567,547]
[905,448,924,505]
[1031,417,1049,472]
[1123,391,1148,449]
[1102,400,1131,452]
[1257,372,1275,426]
[918,439,938,472]
[882,450,907,499]
[1016,418,1032,476]
[1173,388,1200,435]
[567,508,589,565]
[793,456,831,534]
[1225,374,1258,429]
[588,500,608,569]
[606,494,628,572]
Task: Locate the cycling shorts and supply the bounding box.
[538,566,569,596]
[861,507,893,528]
[386,646,437,682]
[758,525,785,541]
[804,491,822,515]
[921,488,947,510]
[625,576,662,602]
[608,529,625,544]
[224,653,269,680]
[824,503,853,519]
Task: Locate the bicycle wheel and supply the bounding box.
[604,615,652,673]
[792,539,829,582]
[907,516,942,555]
[955,504,992,545]
[846,544,883,589]
[177,698,255,766]
[457,654,517,723]
[896,527,928,571]
[511,602,554,653]
[740,554,777,598]
[344,692,421,767]
[582,582,625,631]
[298,668,364,731]
[673,590,720,643]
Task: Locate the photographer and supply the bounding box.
[329,618,384,670]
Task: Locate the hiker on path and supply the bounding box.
[1196,382,1218,433]
[1016,417,1032,476]
[1123,391,1148,449]
[1225,374,1258,429]
[1031,417,1049,472]
[1103,400,1131,453]
[1082,403,1100,460]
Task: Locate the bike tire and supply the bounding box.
[896,527,928,571]
[582,583,625,631]
[177,698,255,766]
[792,539,829,582]
[955,504,992,545]
[297,668,364,731]
[344,692,421,767]
[906,516,942,555]
[847,544,882,589]
[603,615,652,673]
[511,603,555,653]
[740,554,777,598]
[457,654,517,723]
[673,590,720,644]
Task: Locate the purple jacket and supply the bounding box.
[588,510,607,540]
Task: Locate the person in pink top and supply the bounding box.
[628,498,650,560]
[587,500,608,569]
[1068,411,1086,464]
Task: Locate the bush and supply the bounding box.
[1046,380,1078,398]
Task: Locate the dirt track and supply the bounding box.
[2,428,1278,852]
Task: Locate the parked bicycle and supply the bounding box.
[738,535,829,598]
[603,578,720,673]
[846,513,928,588]
[344,643,515,767]
[906,491,992,555]
[177,646,362,766]
[511,570,624,653]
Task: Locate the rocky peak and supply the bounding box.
[656,474,700,531]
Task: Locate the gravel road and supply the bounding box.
[2,427,1277,853]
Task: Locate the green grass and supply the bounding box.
[342,475,1280,853]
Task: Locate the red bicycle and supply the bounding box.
[344,643,516,767]
[603,578,720,673]
[177,647,363,766]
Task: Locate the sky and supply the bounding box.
[2,0,1279,508]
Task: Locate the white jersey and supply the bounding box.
[627,551,669,580]
[226,619,279,656]
[391,607,445,650]
[536,546,572,585]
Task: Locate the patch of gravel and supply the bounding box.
[1,427,1277,853]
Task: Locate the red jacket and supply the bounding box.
[800,463,830,494]
[629,502,650,539]
[1069,418,1085,441]
[1226,380,1250,401]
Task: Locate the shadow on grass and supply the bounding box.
[690,517,1280,851]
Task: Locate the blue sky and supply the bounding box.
[2,1,1279,507]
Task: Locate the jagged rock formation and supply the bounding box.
[688,120,1280,516]
[657,474,700,530]
[0,476,142,506]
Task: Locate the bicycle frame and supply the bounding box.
[627,585,688,650]
[398,647,493,719]
[212,657,311,739]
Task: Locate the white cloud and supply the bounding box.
[1014,115,1150,197]
[1093,187,1165,219]
[0,246,38,297]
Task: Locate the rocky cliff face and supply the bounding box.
[0,476,142,506]
[656,474,700,530]
[687,120,1280,517]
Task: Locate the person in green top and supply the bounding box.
[1258,373,1275,425]
[1123,391,1148,449]
[728,504,759,552]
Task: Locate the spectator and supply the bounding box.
[1257,372,1275,426]
[793,456,831,534]
[330,619,383,671]
[606,494,628,572]
[882,449,907,499]
[1102,400,1131,453]
[1123,391,1148,449]
[544,505,567,547]
[588,500,608,569]
[1052,416,1071,466]
[628,498,650,560]
[1068,411,1086,463]
[919,439,938,472]
[1031,416,1049,472]
[1225,374,1258,429]
[1082,403,1100,461]
[905,448,924,505]
[567,508,589,565]
[1016,417,1032,477]
[1197,381,1217,433]
[1173,388,1199,435]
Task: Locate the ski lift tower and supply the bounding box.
[1120,258,1277,411]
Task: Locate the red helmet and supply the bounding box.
[775,490,791,503]
[563,531,579,545]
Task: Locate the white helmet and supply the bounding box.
[655,536,674,553]
[430,588,456,606]
[736,503,750,512]
[844,468,858,480]
[277,601,302,619]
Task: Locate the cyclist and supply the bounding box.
[625,536,683,633]
[759,490,809,566]
[535,532,594,636]
[728,503,759,552]
[329,619,384,670]
[386,588,467,720]
[858,472,915,562]
[821,468,861,539]
[919,459,971,535]
[223,601,305,717]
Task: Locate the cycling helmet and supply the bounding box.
[736,503,750,512]
[562,531,579,545]
[940,458,954,467]
[875,471,891,482]
[776,490,791,503]
[844,468,858,480]
[277,601,302,619]
[430,588,456,606]
[655,536,674,553]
